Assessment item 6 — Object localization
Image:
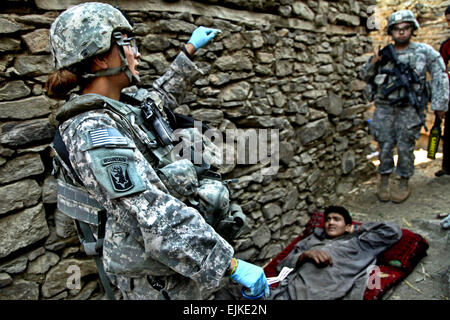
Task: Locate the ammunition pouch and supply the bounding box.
[194,179,230,227]
[158,161,245,241]
[192,179,245,241]
[56,179,104,228]
[158,159,199,200]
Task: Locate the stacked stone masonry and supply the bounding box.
[0,0,381,300]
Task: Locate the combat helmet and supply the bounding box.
[49,2,139,83]
[387,9,420,35]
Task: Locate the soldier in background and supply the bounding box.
[45,2,269,300]
[435,5,450,177]
[360,10,449,203]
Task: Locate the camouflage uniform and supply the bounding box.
[56,50,234,299]
[360,42,449,177]
[49,2,258,300]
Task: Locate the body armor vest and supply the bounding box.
[52,91,245,248]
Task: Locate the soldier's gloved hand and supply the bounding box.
[188,26,221,50]
[231,259,269,298]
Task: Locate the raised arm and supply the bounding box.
[356,221,402,255]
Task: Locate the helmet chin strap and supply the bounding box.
[81,44,140,85]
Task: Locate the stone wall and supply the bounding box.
[0,0,377,300]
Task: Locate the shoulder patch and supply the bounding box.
[106,158,134,192]
[89,128,128,147]
[87,145,146,199]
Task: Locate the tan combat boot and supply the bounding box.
[377,174,390,202]
[391,177,411,203]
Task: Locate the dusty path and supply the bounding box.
[337,151,450,300]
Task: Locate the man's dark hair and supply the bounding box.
[324,206,352,225]
[445,6,450,16]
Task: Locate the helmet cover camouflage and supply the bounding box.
[387,10,419,34]
[49,2,133,70]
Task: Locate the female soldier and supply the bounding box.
[46,2,268,300]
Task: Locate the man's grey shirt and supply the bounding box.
[270,222,402,300]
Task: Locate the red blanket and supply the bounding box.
[263,212,429,300]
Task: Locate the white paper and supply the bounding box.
[267,266,294,285]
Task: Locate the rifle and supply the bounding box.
[378,44,425,127]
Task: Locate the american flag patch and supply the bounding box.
[89,128,128,147]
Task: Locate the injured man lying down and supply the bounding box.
[217,206,402,300]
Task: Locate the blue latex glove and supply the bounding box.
[187,26,221,50]
[231,259,270,298]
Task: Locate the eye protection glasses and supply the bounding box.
[392,25,412,33]
[113,32,139,55]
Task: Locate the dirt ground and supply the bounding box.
[337,149,450,300]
